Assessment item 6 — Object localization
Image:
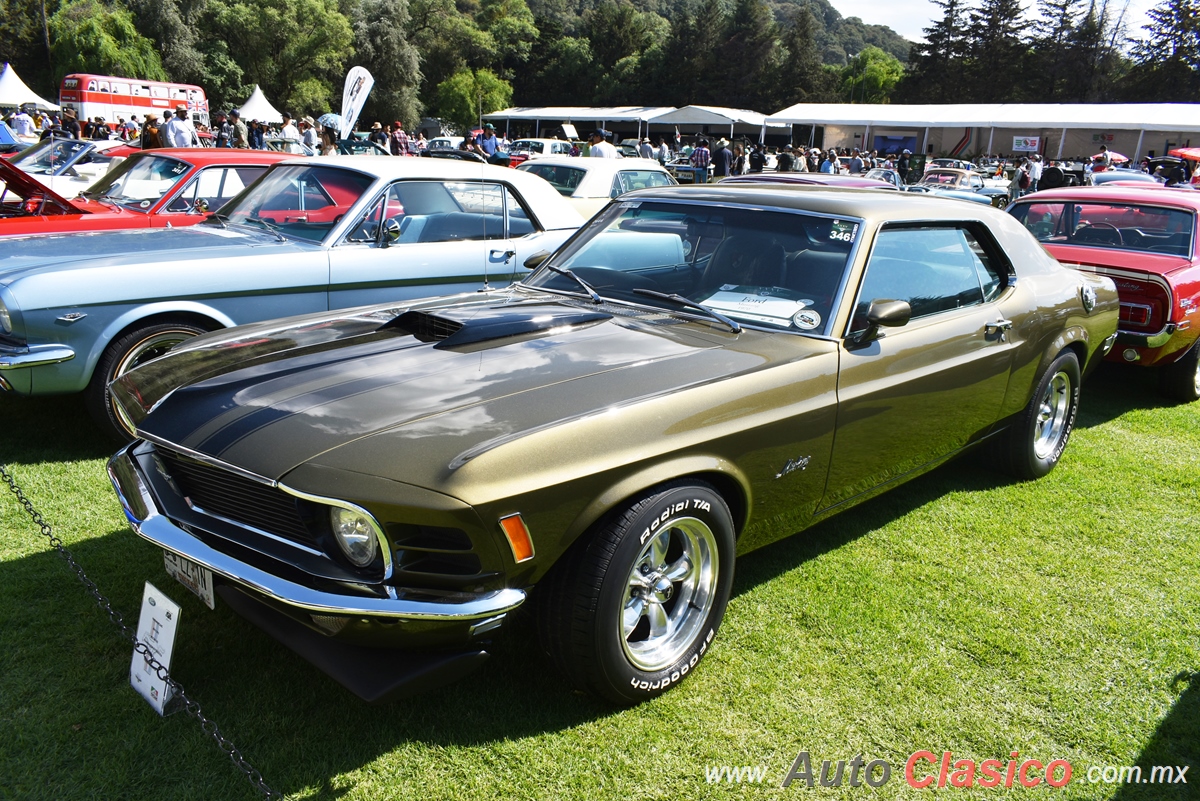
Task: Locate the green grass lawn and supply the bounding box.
[1,362,1197,800]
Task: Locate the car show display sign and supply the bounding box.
[341,66,374,136]
[129,582,182,715]
[1012,136,1041,152]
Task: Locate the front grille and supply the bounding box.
[155,447,317,547]
[393,311,463,342]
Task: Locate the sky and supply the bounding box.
[826,0,1160,45]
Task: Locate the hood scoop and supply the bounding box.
[385,305,613,349]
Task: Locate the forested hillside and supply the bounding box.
[0,0,1195,134]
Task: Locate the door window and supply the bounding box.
[851,226,1006,332]
[343,180,525,246]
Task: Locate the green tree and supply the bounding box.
[349,0,423,128]
[49,0,166,81]
[893,0,970,101]
[840,45,903,103]
[206,0,353,114]
[713,0,779,110]
[965,0,1030,101]
[768,6,840,110]
[518,35,595,104]
[1122,0,1199,99]
[409,0,495,102]
[435,67,511,133]
[1028,0,1084,99]
[478,0,539,79]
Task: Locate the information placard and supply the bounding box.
[130,582,181,715]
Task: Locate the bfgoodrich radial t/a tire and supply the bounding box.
[85,319,210,442]
[998,350,1081,480]
[539,481,735,705]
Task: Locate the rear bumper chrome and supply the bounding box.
[107,444,526,622]
[1116,323,1176,349]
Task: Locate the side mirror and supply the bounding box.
[380,216,403,247]
[524,249,551,270]
[854,299,911,346]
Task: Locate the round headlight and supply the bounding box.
[330,506,380,567]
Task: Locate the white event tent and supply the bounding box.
[483,106,675,139]
[648,105,789,140]
[236,85,283,124]
[767,103,1200,161]
[0,63,60,111]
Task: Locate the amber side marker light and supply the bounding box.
[499,513,535,563]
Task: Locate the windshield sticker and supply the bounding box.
[701,289,813,327]
[617,201,641,208]
[830,219,859,243]
[793,309,822,330]
[139,200,152,208]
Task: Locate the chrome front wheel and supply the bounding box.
[620,517,719,672]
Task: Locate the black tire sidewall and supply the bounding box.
[591,483,735,704]
[85,321,207,440]
[1019,351,1081,478]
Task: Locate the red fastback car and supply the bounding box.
[1009,186,1200,401]
[0,148,289,236]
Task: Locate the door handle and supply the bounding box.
[985,318,1013,341]
[490,249,516,261]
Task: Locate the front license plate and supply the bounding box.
[163,551,216,610]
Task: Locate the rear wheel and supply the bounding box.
[538,481,735,705]
[1159,343,1200,403]
[996,350,1080,480]
[85,319,210,441]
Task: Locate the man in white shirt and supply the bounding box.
[587,129,618,158]
[163,104,197,147]
[11,110,35,137]
[280,112,300,141]
[1028,154,1044,192]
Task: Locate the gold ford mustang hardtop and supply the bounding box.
[108,185,1119,705]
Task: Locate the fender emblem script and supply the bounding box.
[775,456,811,479]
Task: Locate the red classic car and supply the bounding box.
[0,148,288,236]
[1009,186,1200,401]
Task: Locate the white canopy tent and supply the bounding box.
[766,103,1200,160]
[0,63,60,111]
[483,106,675,138]
[648,105,789,140]
[236,85,283,124]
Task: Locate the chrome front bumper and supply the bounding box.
[0,343,75,371]
[107,444,527,622]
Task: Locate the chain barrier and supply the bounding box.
[0,461,284,800]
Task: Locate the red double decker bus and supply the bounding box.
[58,73,210,130]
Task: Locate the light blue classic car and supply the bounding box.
[0,156,583,438]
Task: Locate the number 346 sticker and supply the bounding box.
[829,219,858,243]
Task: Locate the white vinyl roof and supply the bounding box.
[484,106,676,124]
[767,103,1200,133]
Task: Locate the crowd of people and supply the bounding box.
[8,105,1196,189]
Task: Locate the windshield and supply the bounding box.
[12,138,93,175]
[1010,200,1195,256]
[524,199,857,335]
[83,154,192,211]
[214,164,375,243]
[519,163,585,196]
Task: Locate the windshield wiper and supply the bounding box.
[206,212,230,229]
[545,265,602,304]
[245,215,287,242]
[632,288,741,333]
